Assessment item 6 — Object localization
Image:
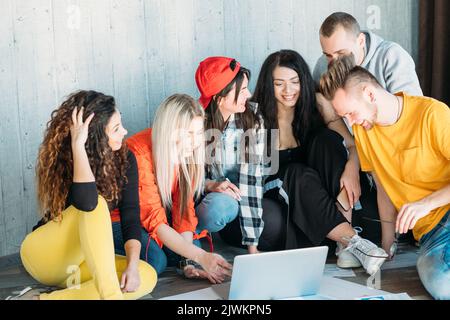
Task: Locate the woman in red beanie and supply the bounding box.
[194,57,283,254]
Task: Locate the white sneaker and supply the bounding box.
[336,241,362,268]
[345,235,388,275]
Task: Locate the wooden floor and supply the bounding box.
[0,233,432,300]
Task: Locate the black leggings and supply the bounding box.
[220,128,360,251]
[219,197,286,251]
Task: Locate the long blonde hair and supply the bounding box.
[152,94,205,216]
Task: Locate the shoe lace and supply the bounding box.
[353,226,363,234]
[360,216,399,259]
[337,227,363,253]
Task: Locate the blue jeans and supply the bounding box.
[112,222,201,275]
[417,210,450,300]
[195,192,240,233]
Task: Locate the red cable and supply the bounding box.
[206,232,214,252]
[145,232,152,262]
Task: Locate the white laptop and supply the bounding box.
[160,245,398,300]
[217,246,329,300]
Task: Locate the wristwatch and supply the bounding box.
[176,258,203,276]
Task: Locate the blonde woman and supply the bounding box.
[117,94,232,284]
[19,90,157,300]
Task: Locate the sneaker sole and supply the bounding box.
[337,259,362,269]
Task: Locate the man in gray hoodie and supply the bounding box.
[312,13,423,271]
[313,12,423,96]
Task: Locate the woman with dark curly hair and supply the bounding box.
[18,90,157,300]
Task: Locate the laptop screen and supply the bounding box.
[227,246,328,300]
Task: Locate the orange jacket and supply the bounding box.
[111,128,207,247]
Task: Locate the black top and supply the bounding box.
[266,146,303,183]
[278,146,302,169]
[33,151,142,243]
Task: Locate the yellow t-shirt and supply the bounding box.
[354,92,450,241]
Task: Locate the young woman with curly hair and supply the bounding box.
[19,90,157,300]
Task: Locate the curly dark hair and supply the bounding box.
[36,90,129,222]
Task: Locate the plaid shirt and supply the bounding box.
[206,109,266,246]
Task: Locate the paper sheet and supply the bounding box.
[317,276,390,300]
[159,287,223,300]
[381,251,419,270]
[356,293,413,300]
[159,276,393,300]
[324,264,356,278]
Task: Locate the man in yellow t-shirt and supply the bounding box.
[319,55,450,300]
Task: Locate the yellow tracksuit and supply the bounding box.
[20,196,157,300]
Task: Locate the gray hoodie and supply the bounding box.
[313,31,423,96]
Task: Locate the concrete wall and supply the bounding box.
[0,0,419,255]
